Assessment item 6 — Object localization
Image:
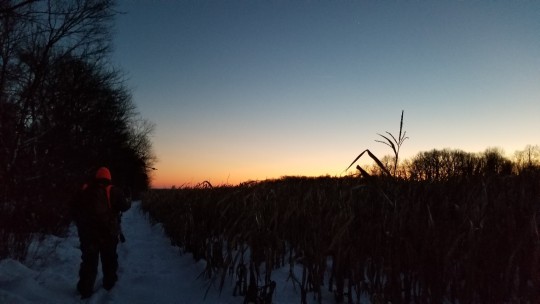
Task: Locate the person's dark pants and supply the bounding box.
[77,234,119,298]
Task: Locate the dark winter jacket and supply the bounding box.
[71,179,131,240]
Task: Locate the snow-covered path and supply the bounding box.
[0,202,243,303]
[0,202,351,304]
[97,201,240,304]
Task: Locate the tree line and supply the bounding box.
[369,145,540,181]
[1,0,155,260]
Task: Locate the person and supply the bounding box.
[71,167,131,299]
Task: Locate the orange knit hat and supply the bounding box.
[95,167,112,181]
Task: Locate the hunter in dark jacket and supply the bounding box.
[71,167,131,299]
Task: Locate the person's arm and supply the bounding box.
[111,186,131,212]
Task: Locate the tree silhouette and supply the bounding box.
[0,0,154,260]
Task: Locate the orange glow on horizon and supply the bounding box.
[148,161,357,189]
[147,152,388,188]
[150,169,345,189]
[147,142,535,189]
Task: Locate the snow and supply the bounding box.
[0,202,356,304]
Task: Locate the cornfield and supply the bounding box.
[141,171,540,303]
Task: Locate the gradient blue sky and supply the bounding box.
[112,0,540,188]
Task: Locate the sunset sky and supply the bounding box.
[112,0,540,188]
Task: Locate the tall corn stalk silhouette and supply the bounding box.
[346,110,408,178]
[375,110,408,177]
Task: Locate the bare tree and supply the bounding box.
[1,0,115,181]
[1,0,155,260]
[513,145,540,173]
[128,118,157,169]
